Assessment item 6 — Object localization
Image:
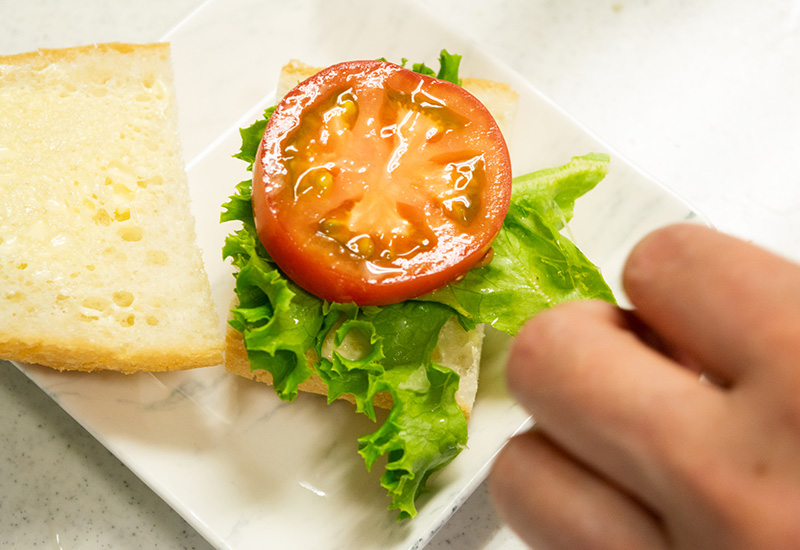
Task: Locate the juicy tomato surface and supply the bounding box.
[252,59,512,306]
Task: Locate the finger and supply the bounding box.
[489,430,668,550]
[621,309,709,378]
[623,224,800,384]
[507,300,724,508]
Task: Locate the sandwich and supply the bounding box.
[222,50,615,519]
[0,43,224,372]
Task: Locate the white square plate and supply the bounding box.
[17,0,702,548]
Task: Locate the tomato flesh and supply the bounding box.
[252,60,512,306]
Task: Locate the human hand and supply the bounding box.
[489,224,800,549]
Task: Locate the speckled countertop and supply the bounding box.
[2,1,799,548]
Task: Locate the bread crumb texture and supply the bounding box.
[0,43,223,372]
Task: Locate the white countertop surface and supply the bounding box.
[2,1,799,548]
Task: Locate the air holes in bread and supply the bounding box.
[112,182,134,200]
[93,208,113,226]
[82,296,110,312]
[112,290,134,307]
[146,250,168,265]
[118,225,143,242]
[137,175,162,188]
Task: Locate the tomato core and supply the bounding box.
[252,60,512,305]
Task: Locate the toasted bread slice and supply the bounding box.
[0,43,224,372]
[225,59,518,417]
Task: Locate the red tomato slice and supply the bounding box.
[252,59,512,306]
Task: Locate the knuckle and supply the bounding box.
[623,223,703,294]
[507,304,578,383]
[506,300,619,399]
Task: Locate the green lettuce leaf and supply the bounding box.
[435,49,462,85]
[222,193,323,400]
[233,106,276,171]
[314,301,466,519]
[409,49,461,85]
[388,49,462,85]
[359,361,466,520]
[220,52,615,519]
[422,153,616,334]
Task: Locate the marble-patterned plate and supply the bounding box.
[16,0,704,549]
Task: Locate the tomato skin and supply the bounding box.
[252,59,512,306]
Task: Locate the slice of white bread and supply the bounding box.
[225,59,518,417]
[0,42,224,373]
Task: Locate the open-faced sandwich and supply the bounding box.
[221,50,616,519]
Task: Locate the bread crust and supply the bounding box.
[1,338,220,374]
[0,42,169,69]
